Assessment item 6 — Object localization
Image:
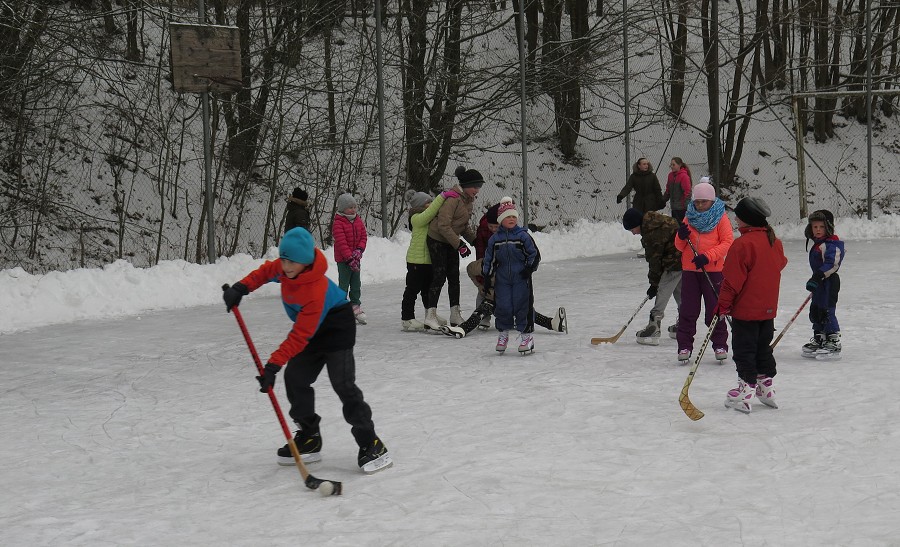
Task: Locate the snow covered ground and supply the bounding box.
[2,216,899,545]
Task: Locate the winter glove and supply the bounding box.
[692,254,710,269]
[520,264,534,280]
[440,190,460,199]
[256,363,280,393]
[348,249,363,272]
[616,195,624,204]
[677,223,691,241]
[714,303,731,319]
[223,282,249,311]
[806,271,825,292]
[457,242,471,258]
[646,285,658,298]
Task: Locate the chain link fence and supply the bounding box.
[2,2,898,274]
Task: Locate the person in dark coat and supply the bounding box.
[617,158,664,213]
[284,187,311,233]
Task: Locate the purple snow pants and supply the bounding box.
[677,270,729,352]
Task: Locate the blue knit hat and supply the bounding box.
[280,227,315,264]
[622,208,644,230]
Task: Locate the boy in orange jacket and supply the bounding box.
[222,227,391,473]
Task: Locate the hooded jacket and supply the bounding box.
[427,185,477,246]
[238,248,353,365]
[718,226,788,321]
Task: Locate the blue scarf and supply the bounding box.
[686,198,726,233]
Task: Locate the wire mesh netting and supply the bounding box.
[2,1,898,273]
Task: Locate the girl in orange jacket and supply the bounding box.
[673,182,734,363]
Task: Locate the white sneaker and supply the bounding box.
[755,376,778,408]
[496,330,509,353]
[352,305,367,325]
[402,318,425,332]
[518,333,535,354]
[725,378,757,413]
[449,305,464,326]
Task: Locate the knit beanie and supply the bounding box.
[408,191,432,210]
[292,187,308,201]
[734,197,771,227]
[692,182,716,201]
[622,208,644,230]
[336,193,357,212]
[454,165,485,189]
[279,227,316,265]
[496,196,518,224]
[485,203,501,224]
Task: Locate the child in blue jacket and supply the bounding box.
[482,197,540,354]
[802,209,845,359]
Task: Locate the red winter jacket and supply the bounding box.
[474,214,494,259]
[664,167,692,212]
[718,226,788,321]
[331,214,367,263]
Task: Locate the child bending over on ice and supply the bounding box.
[222,227,392,474]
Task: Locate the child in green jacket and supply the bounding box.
[401,189,457,331]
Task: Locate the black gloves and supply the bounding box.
[806,271,826,292]
[457,242,471,258]
[647,285,658,298]
[692,254,710,269]
[520,264,535,279]
[223,282,249,311]
[256,363,280,393]
[616,195,624,204]
[677,223,691,241]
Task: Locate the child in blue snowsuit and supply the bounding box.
[482,197,540,354]
[803,209,845,359]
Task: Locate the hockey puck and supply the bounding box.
[318,481,335,497]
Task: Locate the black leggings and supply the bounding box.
[426,236,460,308]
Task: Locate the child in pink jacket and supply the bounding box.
[673,182,734,363]
[332,193,368,324]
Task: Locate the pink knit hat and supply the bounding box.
[496,196,519,223]
[692,182,716,201]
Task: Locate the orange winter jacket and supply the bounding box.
[674,213,734,273]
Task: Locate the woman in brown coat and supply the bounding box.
[423,166,483,330]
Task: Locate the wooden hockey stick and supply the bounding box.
[770,293,812,348]
[591,295,651,345]
[226,288,343,496]
[679,315,720,421]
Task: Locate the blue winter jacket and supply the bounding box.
[482,225,540,284]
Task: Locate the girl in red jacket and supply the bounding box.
[662,157,692,222]
[332,193,368,324]
[716,197,788,413]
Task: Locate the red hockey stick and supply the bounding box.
[225,286,342,496]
